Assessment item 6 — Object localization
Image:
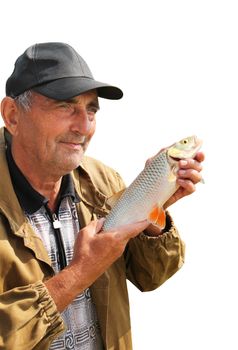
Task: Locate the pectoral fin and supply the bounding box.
[168,165,177,182]
[148,205,166,229]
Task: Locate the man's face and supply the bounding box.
[12,90,99,176]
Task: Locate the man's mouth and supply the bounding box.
[60,141,85,150]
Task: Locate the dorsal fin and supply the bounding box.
[106,189,126,209]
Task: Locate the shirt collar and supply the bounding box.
[5,134,80,215]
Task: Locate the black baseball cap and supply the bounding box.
[6,42,123,100]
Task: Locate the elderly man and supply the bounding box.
[0,42,204,350]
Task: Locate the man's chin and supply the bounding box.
[57,154,84,174]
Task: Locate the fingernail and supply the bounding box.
[178,179,185,184]
[180,160,187,166]
[178,170,186,175]
[98,217,106,224]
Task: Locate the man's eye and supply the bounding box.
[88,107,98,114]
[58,103,75,114]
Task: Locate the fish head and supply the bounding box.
[167,135,202,162]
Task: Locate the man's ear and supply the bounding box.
[0,97,20,135]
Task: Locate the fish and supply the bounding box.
[103,135,202,231]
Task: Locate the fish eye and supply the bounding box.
[182,139,188,144]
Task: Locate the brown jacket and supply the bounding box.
[0,127,185,349]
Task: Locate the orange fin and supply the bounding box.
[106,189,125,209]
[148,205,166,229]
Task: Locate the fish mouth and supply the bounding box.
[167,153,183,164]
[169,156,182,162]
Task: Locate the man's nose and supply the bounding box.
[70,108,94,136]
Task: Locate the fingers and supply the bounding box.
[177,178,196,194]
[105,220,149,241]
[176,151,205,196]
[95,217,106,233]
[179,158,203,173]
[195,151,205,162]
[178,152,204,184]
[179,151,205,167]
[178,168,203,184]
[81,218,104,236]
[71,219,149,285]
[86,218,148,243]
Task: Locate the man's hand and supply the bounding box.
[45,218,148,312]
[164,151,205,209]
[68,218,148,287]
[144,151,205,237]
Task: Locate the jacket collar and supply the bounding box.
[0,127,26,235]
[5,137,80,215]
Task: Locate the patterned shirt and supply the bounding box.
[6,144,104,350]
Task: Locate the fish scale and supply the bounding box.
[103,151,172,230]
[103,136,202,231]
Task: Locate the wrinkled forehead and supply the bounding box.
[30,89,99,107]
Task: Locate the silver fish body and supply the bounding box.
[103,136,202,231]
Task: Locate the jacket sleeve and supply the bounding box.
[0,281,64,350]
[124,212,185,291]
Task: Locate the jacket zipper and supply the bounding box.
[46,209,67,270]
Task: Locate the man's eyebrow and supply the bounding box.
[54,97,100,110]
[62,97,78,104]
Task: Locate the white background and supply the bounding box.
[0,1,237,349]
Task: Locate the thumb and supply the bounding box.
[95,217,106,233]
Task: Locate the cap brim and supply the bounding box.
[33,77,123,100]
